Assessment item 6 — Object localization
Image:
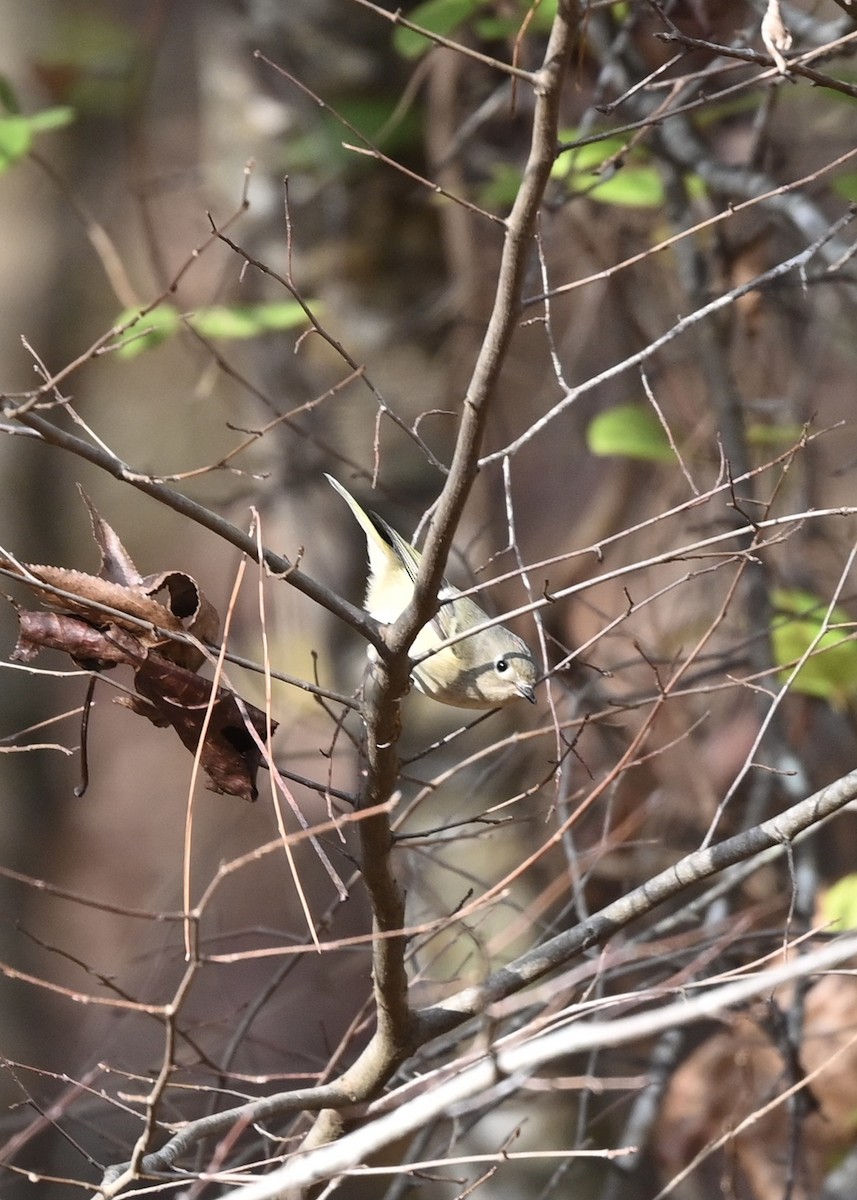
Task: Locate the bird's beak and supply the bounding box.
[518,683,537,704]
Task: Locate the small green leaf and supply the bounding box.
[587,404,674,462]
[191,307,261,340]
[191,301,310,340]
[478,162,525,211]
[394,0,481,58]
[475,0,558,38]
[771,588,857,708]
[0,116,32,168]
[586,164,665,208]
[833,171,857,202]
[746,423,806,447]
[114,306,182,358]
[113,301,312,357]
[554,132,628,176]
[554,131,704,210]
[821,875,857,931]
[685,173,708,202]
[553,134,666,208]
[0,106,76,171]
[26,106,75,134]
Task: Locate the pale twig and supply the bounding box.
[186,935,857,1199]
[347,0,539,83]
[180,548,244,960]
[639,367,699,495]
[534,146,857,306]
[702,538,857,846]
[243,512,348,899]
[486,210,856,464]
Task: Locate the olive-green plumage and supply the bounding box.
[327,475,537,708]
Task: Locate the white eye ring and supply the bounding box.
[495,658,509,673]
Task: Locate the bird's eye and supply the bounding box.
[495,658,508,673]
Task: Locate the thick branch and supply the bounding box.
[389,1,581,654]
[97,754,857,1191]
[416,765,857,1038]
[264,0,583,1163]
[205,933,857,1200]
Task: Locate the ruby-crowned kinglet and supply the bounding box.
[327,475,537,708]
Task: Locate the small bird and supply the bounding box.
[327,475,537,709]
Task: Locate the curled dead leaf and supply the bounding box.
[0,490,220,669]
[11,609,145,670]
[657,974,857,1198]
[126,654,276,802]
[2,490,264,802]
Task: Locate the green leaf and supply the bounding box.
[114,306,182,358]
[833,171,857,202]
[554,131,628,175]
[0,106,76,171]
[746,423,806,447]
[475,0,558,38]
[191,301,311,340]
[586,164,666,208]
[0,116,32,168]
[26,106,75,134]
[553,133,667,207]
[771,588,857,708]
[114,301,312,357]
[587,404,675,462]
[554,131,705,209]
[478,162,525,211]
[820,875,857,931]
[394,0,482,58]
[191,307,263,340]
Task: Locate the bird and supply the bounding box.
[326,474,537,709]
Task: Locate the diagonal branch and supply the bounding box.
[391,0,582,656]
[6,410,381,651]
[208,932,857,1199]
[104,765,857,1191]
[416,765,857,1038]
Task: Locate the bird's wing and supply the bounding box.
[327,475,420,623]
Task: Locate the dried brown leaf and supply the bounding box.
[129,654,276,802]
[657,975,857,1199]
[78,485,143,587]
[140,570,221,659]
[3,494,257,798]
[0,492,220,670]
[11,609,145,670]
[9,563,181,631]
